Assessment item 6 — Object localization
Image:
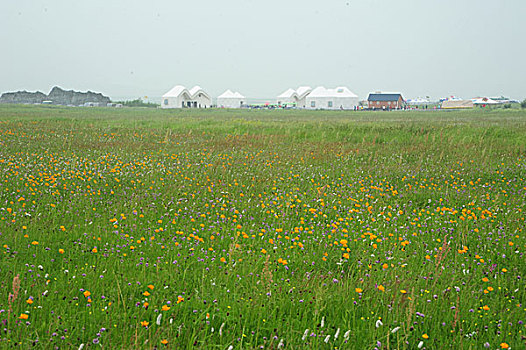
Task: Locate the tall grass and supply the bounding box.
[0,105,524,349]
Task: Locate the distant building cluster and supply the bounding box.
[161,85,518,111]
[162,85,363,110]
[0,85,519,110]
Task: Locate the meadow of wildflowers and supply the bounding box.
[0,105,525,349]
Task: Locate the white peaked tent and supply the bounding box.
[276,86,312,108]
[306,86,359,110]
[472,97,499,105]
[161,85,212,109]
[217,90,245,108]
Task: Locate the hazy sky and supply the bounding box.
[1,0,525,101]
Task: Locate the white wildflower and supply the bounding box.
[343,330,351,341]
[156,313,162,326]
[324,335,330,343]
[334,328,340,339]
[78,345,85,350]
[302,329,309,341]
[219,322,225,337]
[418,341,424,348]
[375,319,383,328]
[391,326,401,334]
[321,316,325,328]
[277,339,284,348]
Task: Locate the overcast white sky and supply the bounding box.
[1,0,525,101]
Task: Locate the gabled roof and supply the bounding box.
[162,85,210,99]
[218,90,236,98]
[368,93,403,102]
[188,85,203,96]
[218,90,245,99]
[296,86,312,98]
[277,88,297,99]
[162,85,188,98]
[308,86,358,98]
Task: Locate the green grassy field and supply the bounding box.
[0,105,525,349]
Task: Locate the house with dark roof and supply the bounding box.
[367,93,404,110]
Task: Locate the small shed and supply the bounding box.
[217,90,245,108]
[367,93,404,109]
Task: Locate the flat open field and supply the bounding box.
[0,105,525,349]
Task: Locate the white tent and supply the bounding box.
[276,86,312,108]
[406,97,431,105]
[217,90,245,108]
[161,85,212,109]
[472,97,499,105]
[305,86,359,110]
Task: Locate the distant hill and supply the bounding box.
[0,86,111,106]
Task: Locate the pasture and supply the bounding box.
[0,105,525,349]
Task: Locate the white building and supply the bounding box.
[305,86,359,110]
[276,88,297,106]
[217,90,245,108]
[161,85,212,109]
[276,86,312,108]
